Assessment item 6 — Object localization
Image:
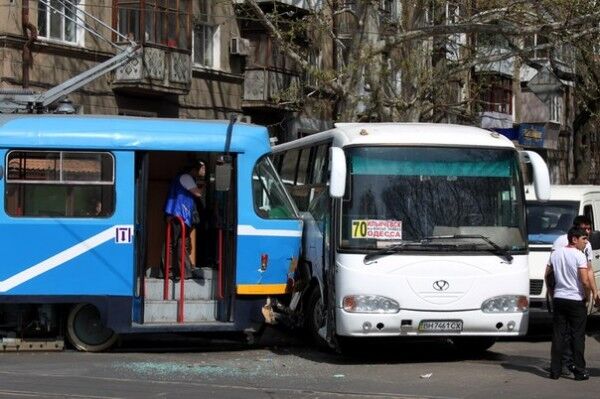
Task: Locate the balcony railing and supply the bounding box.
[243,67,301,110]
[112,44,192,95]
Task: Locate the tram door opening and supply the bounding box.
[136,151,237,324]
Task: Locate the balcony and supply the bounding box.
[242,67,301,110]
[112,44,192,95]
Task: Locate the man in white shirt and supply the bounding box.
[551,216,599,304]
[546,227,592,380]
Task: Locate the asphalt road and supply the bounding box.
[0,319,599,399]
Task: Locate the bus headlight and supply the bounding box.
[481,295,528,313]
[342,295,399,313]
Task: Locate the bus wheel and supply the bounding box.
[452,337,496,355]
[305,287,329,350]
[66,304,118,352]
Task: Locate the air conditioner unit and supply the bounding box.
[230,37,250,56]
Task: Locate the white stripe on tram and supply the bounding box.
[0,226,131,292]
[237,225,302,237]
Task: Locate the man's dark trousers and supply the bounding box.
[551,297,587,375]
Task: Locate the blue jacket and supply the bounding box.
[164,174,196,227]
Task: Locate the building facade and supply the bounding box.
[0,0,244,119]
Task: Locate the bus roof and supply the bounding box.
[0,115,270,155]
[273,123,515,151]
[525,184,600,201]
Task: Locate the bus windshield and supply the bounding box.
[340,146,526,252]
[526,201,579,244]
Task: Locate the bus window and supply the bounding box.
[252,157,299,219]
[291,149,312,211]
[5,150,115,217]
[296,149,311,185]
[311,144,329,185]
[280,149,299,187]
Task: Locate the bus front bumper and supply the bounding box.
[336,308,528,337]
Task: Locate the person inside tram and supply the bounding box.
[163,160,206,279]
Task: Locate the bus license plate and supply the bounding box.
[418,320,463,333]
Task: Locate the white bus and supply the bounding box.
[273,123,550,353]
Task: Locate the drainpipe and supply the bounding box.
[22,1,38,88]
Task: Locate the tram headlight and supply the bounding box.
[342,295,399,313]
[481,295,528,313]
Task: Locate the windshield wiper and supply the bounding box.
[422,234,513,263]
[363,242,414,264]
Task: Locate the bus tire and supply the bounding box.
[305,286,329,350]
[452,337,496,355]
[66,303,118,352]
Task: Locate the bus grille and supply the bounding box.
[530,279,544,295]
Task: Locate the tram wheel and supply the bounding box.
[66,303,118,352]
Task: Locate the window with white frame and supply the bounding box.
[193,0,218,68]
[549,94,563,123]
[445,1,460,24]
[37,0,84,45]
[524,34,549,60]
[193,24,217,68]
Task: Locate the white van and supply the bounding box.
[525,185,600,315]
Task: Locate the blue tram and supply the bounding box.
[0,115,302,351]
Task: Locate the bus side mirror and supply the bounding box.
[520,150,550,201]
[215,159,232,192]
[590,231,600,251]
[329,147,346,198]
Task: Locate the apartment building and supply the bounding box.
[0,0,244,119]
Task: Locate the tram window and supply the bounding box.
[252,157,298,220]
[5,150,115,218]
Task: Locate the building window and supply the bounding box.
[114,0,191,50]
[478,75,512,114]
[5,151,115,218]
[193,24,216,67]
[524,34,550,60]
[549,94,563,123]
[380,0,399,24]
[305,49,322,87]
[385,57,402,96]
[37,0,83,45]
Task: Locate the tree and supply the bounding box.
[243,0,600,126]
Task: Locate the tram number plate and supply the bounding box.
[418,320,463,333]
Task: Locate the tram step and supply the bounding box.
[145,277,215,301]
[143,300,217,323]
